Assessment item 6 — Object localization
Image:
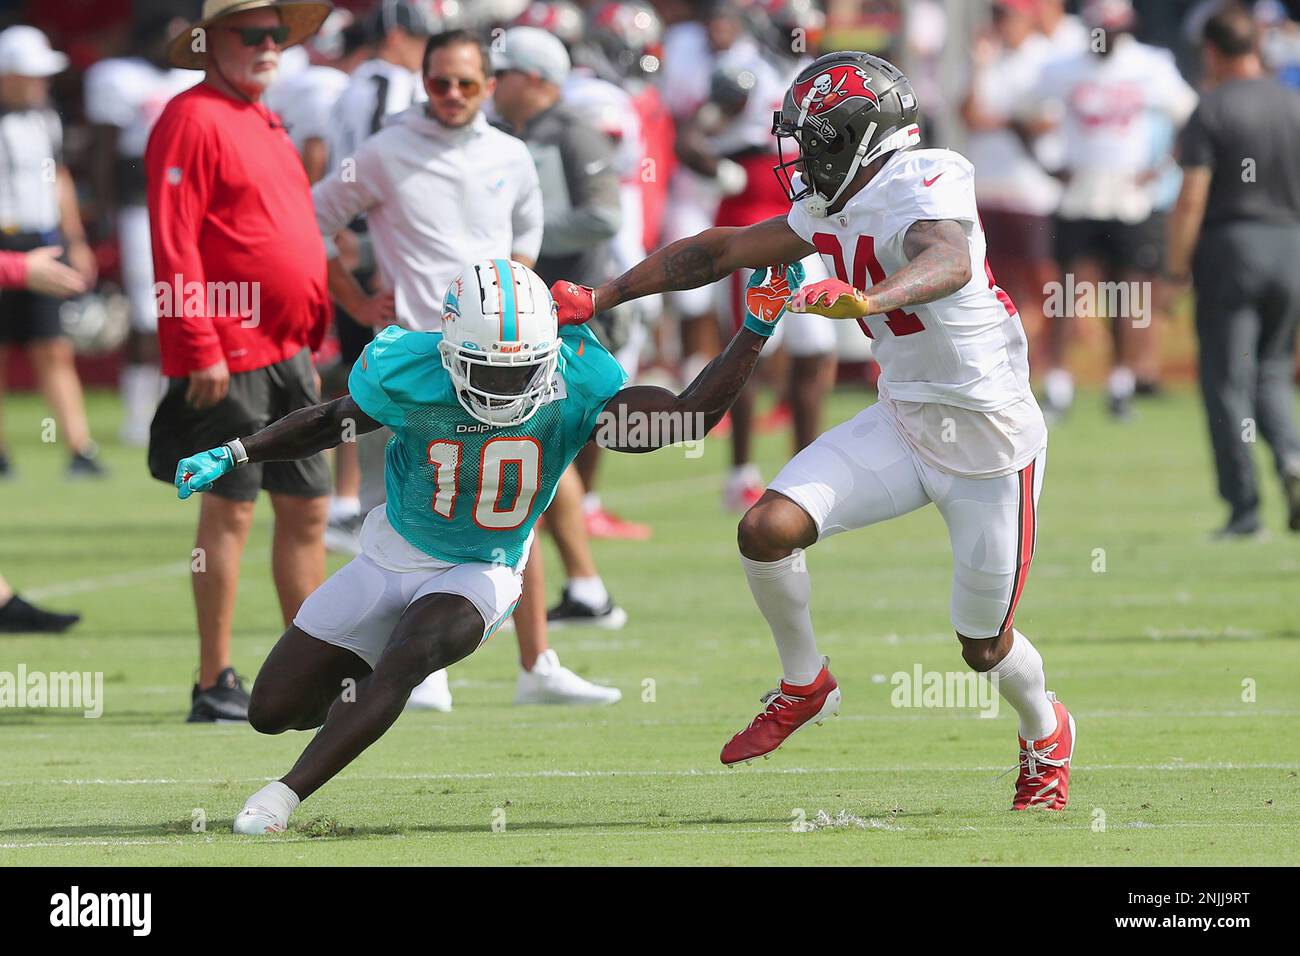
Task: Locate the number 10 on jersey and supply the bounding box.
[427,437,542,530]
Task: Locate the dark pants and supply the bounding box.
[1193,222,1300,520]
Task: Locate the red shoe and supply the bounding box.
[1012,692,1076,810]
[757,401,792,434]
[720,658,840,766]
[585,506,653,540]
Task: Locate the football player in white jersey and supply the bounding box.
[552,51,1076,810]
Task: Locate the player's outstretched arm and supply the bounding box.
[594,264,804,454]
[552,216,814,324]
[174,397,382,499]
[791,219,972,320]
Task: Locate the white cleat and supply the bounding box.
[514,649,621,706]
[406,669,453,712]
[233,782,297,834]
[233,805,286,835]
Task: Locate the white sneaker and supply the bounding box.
[233,782,297,834]
[406,669,453,711]
[514,649,622,706]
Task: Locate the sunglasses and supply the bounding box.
[428,76,483,97]
[228,25,290,47]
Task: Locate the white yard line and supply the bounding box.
[24,561,194,601]
[0,760,1295,788]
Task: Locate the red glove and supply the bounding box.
[550,280,596,327]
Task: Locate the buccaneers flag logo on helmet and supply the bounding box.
[791,65,879,117]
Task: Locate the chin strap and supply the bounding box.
[805,122,921,218]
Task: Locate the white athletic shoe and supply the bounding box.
[233,782,297,834]
[514,649,622,706]
[406,669,453,711]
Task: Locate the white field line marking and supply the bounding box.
[2,820,1294,849]
[1,761,1295,787]
[24,561,193,601]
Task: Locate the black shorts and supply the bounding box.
[335,268,376,365]
[1053,213,1167,276]
[0,231,66,344]
[148,349,331,502]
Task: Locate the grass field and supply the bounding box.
[1,385,1298,866]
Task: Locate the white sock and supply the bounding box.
[987,630,1057,742]
[582,492,602,515]
[246,780,300,824]
[329,496,360,522]
[120,363,161,427]
[728,463,761,487]
[1107,365,1136,400]
[740,552,822,686]
[567,576,608,608]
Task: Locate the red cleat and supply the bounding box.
[721,658,840,766]
[585,506,652,540]
[1013,692,1076,810]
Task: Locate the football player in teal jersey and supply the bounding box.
[174,258,802,833]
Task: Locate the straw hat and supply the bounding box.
[169,0,333,70]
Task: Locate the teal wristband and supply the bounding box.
[743,311,779,337]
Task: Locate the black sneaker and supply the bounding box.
[0,448,11,480]
[1284,472,1300,533]
[546,586,628,630]
[0,594,80,633]
[67,445,107,479]
[187,667,251,723]
[1107,392,1133,422]
[324,513,364,555]
[1134,380,1164,398]
[1211,511,1265,541]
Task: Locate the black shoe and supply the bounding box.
[187,666,251,723]
[1134,380,1164,398]
[67,445,107,479]
[1211,511,1265,540]
[0,449,11,480]
[546,586,628,630]
[0,594,80,633]
[1284,472,1300,533]
[1107,392,1133,422]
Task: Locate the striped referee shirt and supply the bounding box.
[0,107,62,234]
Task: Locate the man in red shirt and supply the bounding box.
[144,0,333,722]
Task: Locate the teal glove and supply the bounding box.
[742,261,806,337]
[175,446,236,499]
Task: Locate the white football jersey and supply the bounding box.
[83,57,201,158]
[787,148,1030,413]
[266,64,351,155]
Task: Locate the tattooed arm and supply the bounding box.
[591,215,814,313]
[791,219,972,319]
[241,396,383,463]
[594,327,768,453]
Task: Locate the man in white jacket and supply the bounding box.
[312,28,620,711]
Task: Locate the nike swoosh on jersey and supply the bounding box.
[922,173,944,187]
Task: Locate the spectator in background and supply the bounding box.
[1029,0,1196,422]
[265,8,371,183]
[85,13,202,448]
[0,25,102,480]
[144,0,333,722]
[0,247,85,633]
[1168,6,1300,537]
[963,0,1061,370]
[320,0,438,548]
[492,26,633,640]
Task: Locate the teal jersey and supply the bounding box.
[348,324,627,566]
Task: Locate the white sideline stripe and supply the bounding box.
[24,561,193,600]
[1,761,1295,787]
[1,820,1292,849]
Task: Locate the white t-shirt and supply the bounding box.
[0,109,62,232]
[83,57,201,158]
[1033,35,1196,222]
[329,57,427,165]
[266,64,351,155]
[786,148,1046,476]
[964,34,1061,215]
